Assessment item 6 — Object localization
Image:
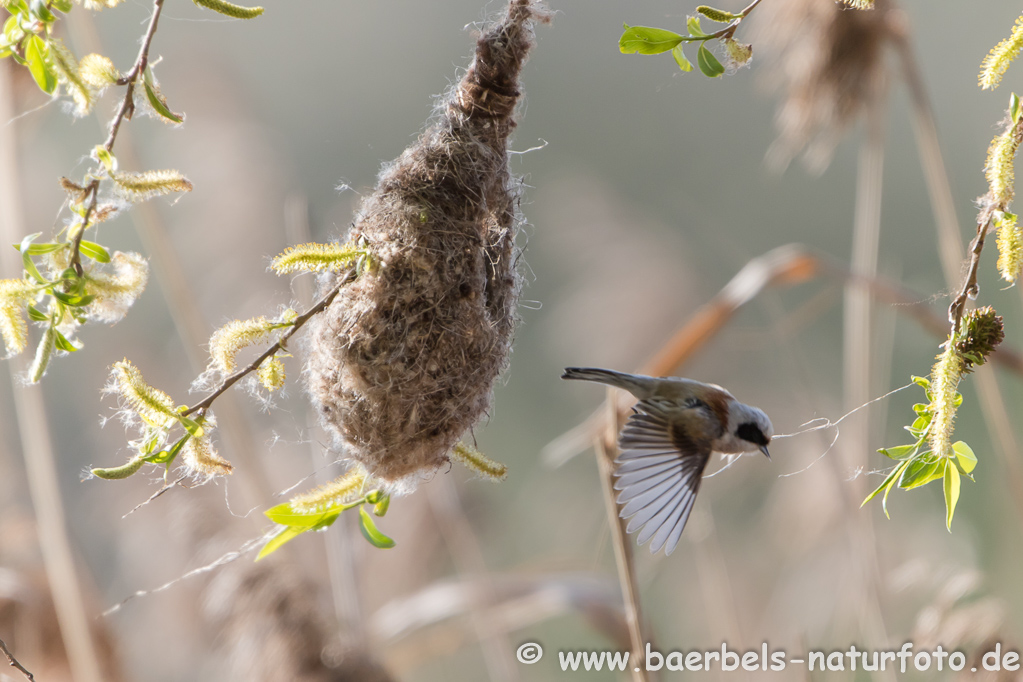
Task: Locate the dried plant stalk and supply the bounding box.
[306,0,548,488]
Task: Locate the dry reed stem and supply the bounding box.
[596,391,650,682]
[0,61,106,682]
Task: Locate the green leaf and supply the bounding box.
[899,455,943,490]
[862,459,910,519]
[697,43,725,78]
[619,26,685,55]
[686,15,706,37]
[176,414,205,438]
[943,460,960,531]
[6,0,30,15]
[25,35,57,95]
[53,329,78,352]
[29,0,55,23]
[912,403,930,415]
[21,244,61,257]
[26,305,47,322]
[51,0,73,12]
[264,501,348,529]
[94,146,116,173]
[51,290,94,307]
[1012,92,1021,124]
[952,441,977,474]
[373,494,390,517]
[21,250,46,284]
[671,44,693,72]
[878,443,917,460]
[78,240,111,263]
[256,525,307,561]
[359,506,396,548]
[3,16,22,43]
[142,66,184,124]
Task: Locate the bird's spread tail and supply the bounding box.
[562,366,626,385]
[561,367,653,395]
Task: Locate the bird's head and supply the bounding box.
[729,402,773,459]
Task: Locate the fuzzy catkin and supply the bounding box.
[305,0,547,488]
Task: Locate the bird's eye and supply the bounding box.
[737,422,769,446]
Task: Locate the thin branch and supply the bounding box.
[184,270,355,416]
[69,0,166,276]
[0,638,35,682]
[947,113,1023,330]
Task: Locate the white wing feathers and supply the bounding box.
[613,401,711,556]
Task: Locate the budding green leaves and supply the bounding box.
[620,18,734,77]
[862,377,976,530]
[257,490,395,559]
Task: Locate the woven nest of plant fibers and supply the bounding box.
[305,0,548,488]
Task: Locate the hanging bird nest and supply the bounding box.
[305,0,548,490]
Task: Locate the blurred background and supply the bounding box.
[1,0,1023,679]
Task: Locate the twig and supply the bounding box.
[184,270,355,416]
[947,112,1023,330]
[69,0,166,276]
[0,638,35,682]
[704,0,766,41]
[896,33,1023,527]
[121,475,188,518]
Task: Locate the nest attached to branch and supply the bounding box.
[305,0,548,489]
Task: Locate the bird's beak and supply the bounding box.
[760,445,771,460]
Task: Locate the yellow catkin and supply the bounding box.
[985,124,1020,207]
[84,251,150,323]
[841,0,874,8]
[451,442,508,481]
[110,359,178,428]
[208,316,278,374]
[257,355,286,391]
[182,435,233,477]
[0,279,36,356]
[77,0,124,9]
[996,214,1023,282]
[980,14,1023,90]
[928,343,963,460]
[47,39,93,116]
[695,6,734,23]
[79,53,119,88]
[271,242,369,274]
[110,169,193,201]
[192,0,263,18]
[289,465,368,514]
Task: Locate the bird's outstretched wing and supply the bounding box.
[613,399,712,556]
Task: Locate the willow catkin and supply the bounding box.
[305,0,548,489]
